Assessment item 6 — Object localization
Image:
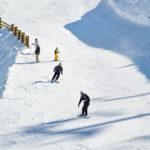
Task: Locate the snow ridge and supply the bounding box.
[0,0,150,150]
[0,28,24,98]
[110,0,150,26]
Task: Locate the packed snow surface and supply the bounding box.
[0,0,150,150]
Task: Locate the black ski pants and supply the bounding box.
[52,72,60,81]
[82,102,89,116]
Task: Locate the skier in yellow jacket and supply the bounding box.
[54,47,59,61]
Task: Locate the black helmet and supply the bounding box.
[80,91,84,95]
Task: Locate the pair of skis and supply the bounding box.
[77,115,90,119]
[50,80,59,83]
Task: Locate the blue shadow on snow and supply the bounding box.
[65,0,150,80]
[0,28,24,99]
[92,92,150,102]
[1,113,150,147]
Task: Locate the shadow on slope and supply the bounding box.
[0,28,24,99]
[65,0,150,79]
[1,113,150,147]
[111,134,150,149]
[130,135,150,143]
[92,92,150,102]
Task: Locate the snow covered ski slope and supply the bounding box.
[0,0,150,150]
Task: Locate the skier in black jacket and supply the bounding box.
[51,63,63,82]
[78,91,90,116]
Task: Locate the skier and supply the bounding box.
[32,38,40,63]
[51,63,63,82]
[78,91,90,117]
[54,47,59,61]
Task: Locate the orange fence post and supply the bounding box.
[0,17,2,29]
[11,24,14,32]
[26,36,30,48]
[14,27,18,36]
[21,32,25,43]
[18,30,21,40]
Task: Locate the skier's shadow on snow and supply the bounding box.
[16,62,36,65]
[16,61,54,65]
[65,0,150,80]
[20,52,34,56]
[118,63,135,69]
[32,81,51,84]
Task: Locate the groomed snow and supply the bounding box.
[0,0,150,150]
